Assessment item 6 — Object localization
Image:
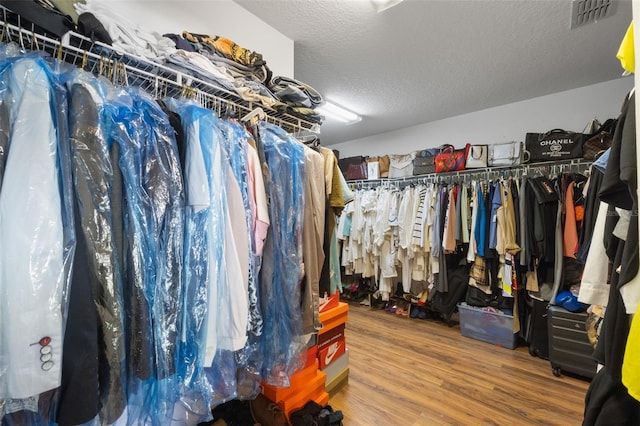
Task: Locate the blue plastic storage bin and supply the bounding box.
[457,303,518,349]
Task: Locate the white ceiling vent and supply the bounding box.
[571,0,615,29]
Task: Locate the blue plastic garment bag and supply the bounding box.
[216,119,263,400]
[163,97,226,424]
[257,121,306,387]
[106,87,185,425]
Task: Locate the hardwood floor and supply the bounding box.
[328,303,590,426]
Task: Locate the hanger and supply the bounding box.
[241,107,266,126]
[30,29,39,51]
[294,130,320,147]
[0,21,7,44]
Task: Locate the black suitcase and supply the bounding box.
[526,297,550,360]
[547,305,596,380]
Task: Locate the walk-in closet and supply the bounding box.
[0,1,638,425]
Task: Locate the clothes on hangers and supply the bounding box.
[0,56,75,405]
[0,42,329,425]
[582,90,640,425]
[341,167,589,305]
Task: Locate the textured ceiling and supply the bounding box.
[235,0,633,146]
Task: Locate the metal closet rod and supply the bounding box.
[0,8,319,134]
[349,158,593,189]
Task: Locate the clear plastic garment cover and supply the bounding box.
[0,51,76,417]
[0,27,313,426]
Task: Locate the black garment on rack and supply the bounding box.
[520,175,529,268]
[511,179,521,252]
[57,198,101,426]
[600,93,635,210]
[524,176,558,288]
[594,91,638,380]
[577,168,605,262]
[584,91,640,425]
[159,100,186,172]
[483,182,495,260]
[436,185,449,293]
[584,368,640,426]
[131,95,185,380]
[65,84,126,423]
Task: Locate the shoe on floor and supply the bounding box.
[250,394,290,426]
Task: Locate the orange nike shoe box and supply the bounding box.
[318,291,340,313]
[316,391,330,407]
[318,302,349,335]
[318,336,346,369]
[262,359,319,402]
[278,370,327,415]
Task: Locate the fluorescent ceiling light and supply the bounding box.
[371,0,404,12]
[317,101,362,125]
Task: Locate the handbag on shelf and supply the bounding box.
[488,141,523,167]
[366,155,390,179]
[388,152,416,178]
[524,129,585,163]
[338,155,366,176]
[412,149,439,175]
[346,161,367,180]
[366,158,380,180]
[435,145,466,173]
[465,144,488,169]
[582,131,613,160]
[378,155,390,178]
[582,118,616,160]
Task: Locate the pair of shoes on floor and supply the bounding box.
[410,305,429,319]
[395,306,409,317]
[402,292,415,302]
[416,290,429,306]
[250,394,290,426]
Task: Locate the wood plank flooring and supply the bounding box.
[328,303,590,426]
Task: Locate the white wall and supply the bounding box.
[331,77,634,157]
[91,0,294,77]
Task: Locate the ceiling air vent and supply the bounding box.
[571,0,614,29]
